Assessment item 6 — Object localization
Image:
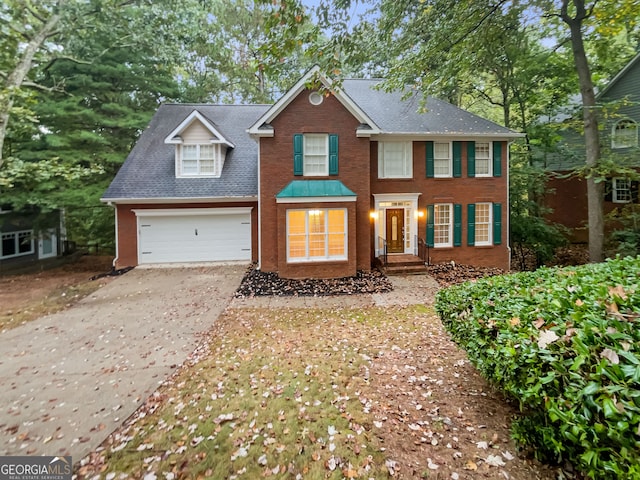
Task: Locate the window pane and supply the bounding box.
[328,209,344,233]
[287,211,307,258]
[328,233,345,256]
[613,120,638,149]
[434,143,450,176]
[18,232,32,253]
[182,145,198,174]
[475,143,490,175]
[307,210,326,257]
[475,203,491,244]
[613,178,632,202]
[2,233,16,257]
[199,145,216,174]
[434,204,451,245]
[304,135,328,175]
[381,142,410,177]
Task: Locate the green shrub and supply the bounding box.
[435,256,640,479]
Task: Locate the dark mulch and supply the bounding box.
[425,262,505,287]
[234,266,393,297]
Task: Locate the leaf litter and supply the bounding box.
[76,303,559,479]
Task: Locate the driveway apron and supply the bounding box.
[0,265,245,463]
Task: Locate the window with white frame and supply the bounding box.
[475,142,492,176]
[434,142,451,177]
[287,208,347,262]
[613,178,632,203]
[304,134,329,176]
[378,142,412,178]
[434,204,452,247]
[1,230,34,259]
[475,203,492,245]
[180,144,221,176]
[612,119,638,149]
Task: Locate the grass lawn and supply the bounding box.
[77,304,557,480]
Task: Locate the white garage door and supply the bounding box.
[136,208,251,264]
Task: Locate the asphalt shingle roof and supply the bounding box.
[103,80,518,202]
[341,79,516,136]
[102,104,269,201]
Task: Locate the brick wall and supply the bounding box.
[370,141,511,271]
[114,202,258,268]
[259,89,371,278]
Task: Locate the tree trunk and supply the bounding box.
[561,0,604,262]
[0,5,63,167]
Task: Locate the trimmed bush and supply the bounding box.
[435,256,640,479]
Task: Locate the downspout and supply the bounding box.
[107,201,119,270]
[506,141,512,272]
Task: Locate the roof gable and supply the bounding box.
[164,109,235,148]
[248,66,380,137]
[597,52,640,101]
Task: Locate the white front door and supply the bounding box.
[38,229,57,259]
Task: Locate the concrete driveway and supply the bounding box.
[0,264,246,463]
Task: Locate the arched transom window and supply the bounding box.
[612,119,638,149]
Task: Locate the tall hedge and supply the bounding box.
[435,256,640,479]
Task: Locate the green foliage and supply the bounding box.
[607,205,640,258]
[436,257,640,478]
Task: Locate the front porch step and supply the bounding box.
[381,254,429,275]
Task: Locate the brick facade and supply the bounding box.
[259,90,371,279]
[370,141,510,271]
[114,202,258,269]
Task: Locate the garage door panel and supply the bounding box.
[138,213,251,264]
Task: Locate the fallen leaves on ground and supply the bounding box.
[76,305,558,479]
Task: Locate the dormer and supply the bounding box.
[164,110,235,178]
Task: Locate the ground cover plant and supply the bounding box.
[436,256,640,479]
[76,305,556,479]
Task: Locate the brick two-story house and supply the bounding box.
[102,67,521,278]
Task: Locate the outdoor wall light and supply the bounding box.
[369,211,378,220]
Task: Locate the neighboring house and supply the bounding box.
[101,67,521,278]
[541,53,640,243]
[0,207,65,272]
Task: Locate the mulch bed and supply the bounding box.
[234,263,504,297]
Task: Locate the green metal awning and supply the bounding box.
[276,180,357,199]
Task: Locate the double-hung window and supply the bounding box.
[434,142,451,177]
[304,134,329,176]
[378,142,412,178]
[181,144,218,176]
[433,204,452,247]
[474,203,492,245]
[612,119,638,149]
[613,178,632,203]
[287,209,347,262]
[475,142,492,176]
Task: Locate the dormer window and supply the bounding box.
[164,110,235,178]
[180,144,221,176]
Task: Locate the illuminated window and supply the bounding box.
[286,209,347,262]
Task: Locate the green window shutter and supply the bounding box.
[453,204,462,246]
[293,134,303,176]
[426,204,434,246]
[329,134,338,175]
[467,142,476,178]
[426,141,434,178]
[492,141,502,177]
[467,203,476,246]
[453,141,462,178]
[493,202,502,245]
